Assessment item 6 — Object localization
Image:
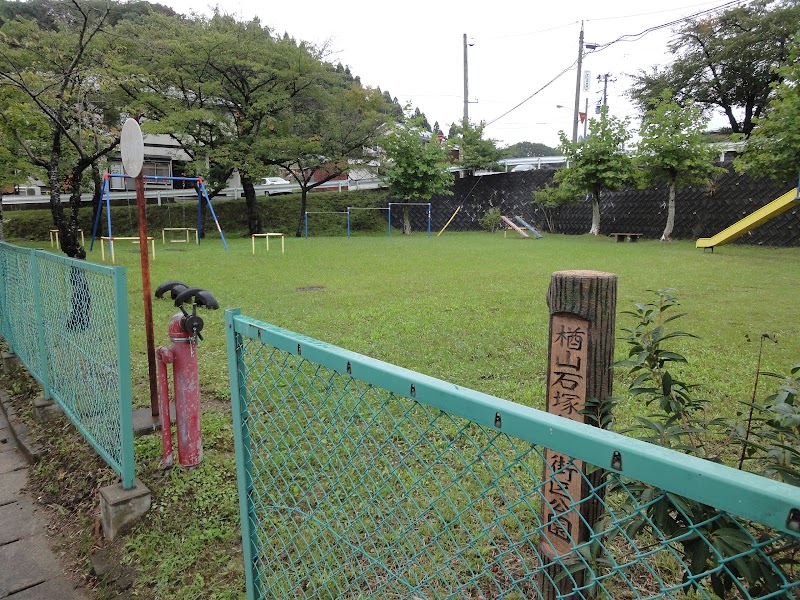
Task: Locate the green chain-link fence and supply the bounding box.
[226,309,800,599]
[0,242,135,489]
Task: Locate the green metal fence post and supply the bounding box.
[0,244,10,353]
[225,308,256,600]
[113,265,135,490]
[31,251,51,399]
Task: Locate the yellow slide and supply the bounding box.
[696,187,799,249]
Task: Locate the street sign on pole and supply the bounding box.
[121,117,159,418]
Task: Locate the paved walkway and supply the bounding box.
[0,407,85,599]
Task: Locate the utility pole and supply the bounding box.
[572,22,585,143]
[597,73,615,110]
[583,97,589,139]
[463,33,469,126]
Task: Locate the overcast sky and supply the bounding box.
[158,0,738,150]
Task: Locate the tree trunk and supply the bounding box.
[296,188,309,237]
[589,193,601,236]
[242,174,260,235]
[402,203,411,235]
[661,181,676,242]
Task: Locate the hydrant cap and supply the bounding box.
[168,312,190,339]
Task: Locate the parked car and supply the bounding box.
[261,177,289,186]
[259,177,293,195]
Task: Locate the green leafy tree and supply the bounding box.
[556,107,634,235]
[735,37,800,181]
[0,122,37,240]
[119,12,323,235]
[413,107,431,132]
[0,1,121,258]
[258,79,391,237]
[383,120,453,235]
[635,95,724,241]
[628,0,800,136]
[452,120,503,175]
[503,141,557,157]
[531,179,583,233]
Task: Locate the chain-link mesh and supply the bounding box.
[0,243,135,488]
[1,247,42,377]
[228,313,800,600]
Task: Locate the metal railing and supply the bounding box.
[0,242,135,488]
[226,309,800,600]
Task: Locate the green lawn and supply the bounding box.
[106,231,799,415]
[23,231,800,598]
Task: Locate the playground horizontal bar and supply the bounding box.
[105,174,204,182]
[305,211,349,215]
[347,206,389,211]
[388,202,431,207]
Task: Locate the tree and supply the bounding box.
[0,1,121,258]
[413,107,431,132]
[628,0,800,137]
[383,120,453,235]
[0,120,37,240]
[120,12,323,235]
[531,179,583,233]
[635,95,724,241]
[503,141,557,157]
[735,37,800,182]
[451,120,503,175]
[257,79,391,237]
[556,107,634,235]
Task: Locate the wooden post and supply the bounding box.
[539,270,617,599]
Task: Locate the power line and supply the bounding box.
[484,0,749,127]
[587,0,741,22]
[590,0,747,49]
[485,60,578,126]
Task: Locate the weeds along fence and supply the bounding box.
[226,309,800,600]
[0,242,135,489]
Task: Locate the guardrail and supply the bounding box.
[0,242,135,488]
[2,177,388,206]
[226,309,800,600]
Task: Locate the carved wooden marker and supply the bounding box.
[539,270,617,599]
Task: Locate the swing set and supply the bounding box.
[90,174,228,260]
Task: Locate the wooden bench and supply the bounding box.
[609,232,643,243]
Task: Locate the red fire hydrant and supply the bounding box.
[153,282,219,469]
[157,313,202,468]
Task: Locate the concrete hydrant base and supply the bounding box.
[99,479,151,542]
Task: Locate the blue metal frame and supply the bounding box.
[388,202,432,237]
[90,174,228,251]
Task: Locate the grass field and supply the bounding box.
[18,230,800,598]
[103,231,800,416]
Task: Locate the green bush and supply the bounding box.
[479,206,503,232]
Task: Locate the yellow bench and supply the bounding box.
[251,233,285,255]
[100,236,156,263]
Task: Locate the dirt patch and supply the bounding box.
[296,285,325,292]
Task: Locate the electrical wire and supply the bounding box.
[485,59,578,126]
[590,0,748,49]
[485,0,751,126]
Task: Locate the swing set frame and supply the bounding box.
[90,174,228,253]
